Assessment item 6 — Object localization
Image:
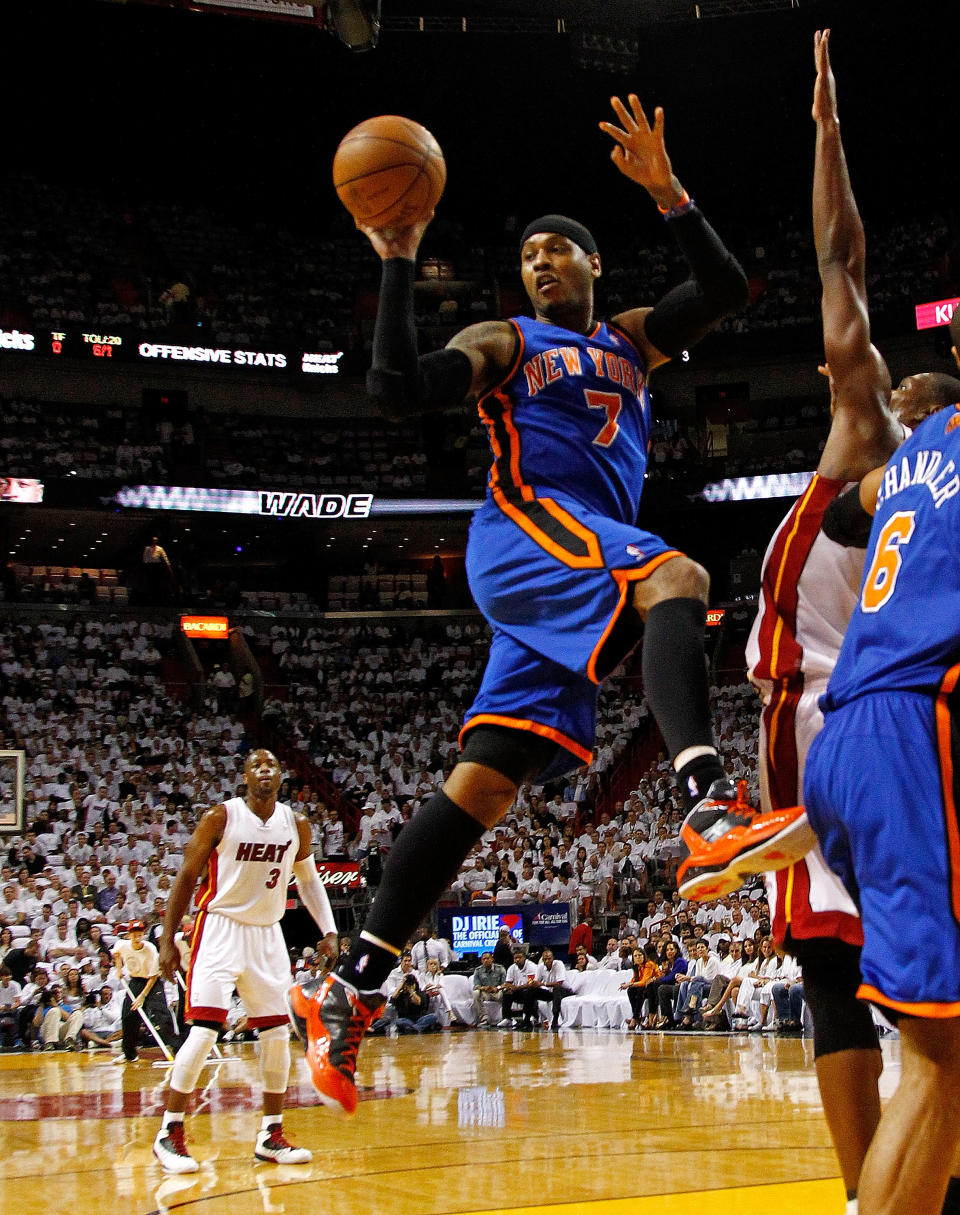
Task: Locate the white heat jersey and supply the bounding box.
[744,473,864,946]
[746,473,864,694]
[198,797,299,926]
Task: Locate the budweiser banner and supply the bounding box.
[316,861,362,889]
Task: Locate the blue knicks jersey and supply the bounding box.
[823,405,960,710]
[477,315,652,525]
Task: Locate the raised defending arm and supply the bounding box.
[812,29,901,481]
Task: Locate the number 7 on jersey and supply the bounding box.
[584,389,622,448]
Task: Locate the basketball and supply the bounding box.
[333,115,446,229]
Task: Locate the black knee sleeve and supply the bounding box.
[794,937,879,1059]
[460,724,563,785]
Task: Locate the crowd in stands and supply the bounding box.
[0,598,789,1050]
[253,617,652,830]
[2,173,953,354]
[0,384,825,521]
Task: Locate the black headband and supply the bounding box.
[520,214,598,257]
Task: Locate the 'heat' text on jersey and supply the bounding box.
[523,345,644,399]
[235,840,294,864]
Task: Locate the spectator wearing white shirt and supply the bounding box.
[79,986,122,1049]
[368,802,401,853]
[597,937,623,971]
[106,890,133,926]
[0,885,24,924]
[0,967,22,1048]
[457,857,494,903]
[43,917,81,963]
[727,907,756,940]
[676,941,723,1028]
[523,948,573,1030]
[321,809,346,859]
[499,949,537,1028]
[516,863,540,903]
[731,936,781,1030]
[409,928,451,973]
[537,866,560,903]
[768,955,804,1032]
[592,845,615,911]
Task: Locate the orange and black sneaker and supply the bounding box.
[287,973,385,1116]
[676,778,816,901]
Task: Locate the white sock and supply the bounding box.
[261,1115,280,1132]
[161,1111,184,1130]
[844,1200,858,1215]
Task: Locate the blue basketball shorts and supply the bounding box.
[461,494,680,780]
[805,690,960,1017]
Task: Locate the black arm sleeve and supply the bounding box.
[642,207,749,359]
[821,485,873,548]
[365,257,473,421]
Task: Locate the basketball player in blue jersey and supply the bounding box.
[802,317,960,1215]
[289,91,808,1115]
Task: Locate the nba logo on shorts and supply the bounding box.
[626,544,644,561]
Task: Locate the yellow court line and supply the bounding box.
[456,1178,845,1215]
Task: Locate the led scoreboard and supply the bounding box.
[0,326,344,378]
[50,331,124,359]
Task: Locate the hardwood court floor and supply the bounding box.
[0,1028,903,1215]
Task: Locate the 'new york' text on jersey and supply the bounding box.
[478,315,652,525]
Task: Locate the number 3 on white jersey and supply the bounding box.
[861,511,916,613]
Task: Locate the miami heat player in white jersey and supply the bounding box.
[746,472,862,947]
[155,749,338,1173]
[201,796,299,925]
[185,787,301,1027]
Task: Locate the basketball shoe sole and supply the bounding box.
[677,805,816,900]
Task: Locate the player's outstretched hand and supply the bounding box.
[357,216,433,262]
[812,29,838,123]
[599,94,684,211]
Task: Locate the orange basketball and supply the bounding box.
[333,115,446,229]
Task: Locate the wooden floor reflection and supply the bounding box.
[0,1028,902,1215]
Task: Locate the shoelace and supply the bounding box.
[333,1010,366,1077]
[264,1126,293,1150]
[166,1124,189,1155]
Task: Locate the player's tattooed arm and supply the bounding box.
[157,805,226,980]
[358,215,514,417]
[812,30,900,481]
[364,251,512,419]
[446,321,518,402]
